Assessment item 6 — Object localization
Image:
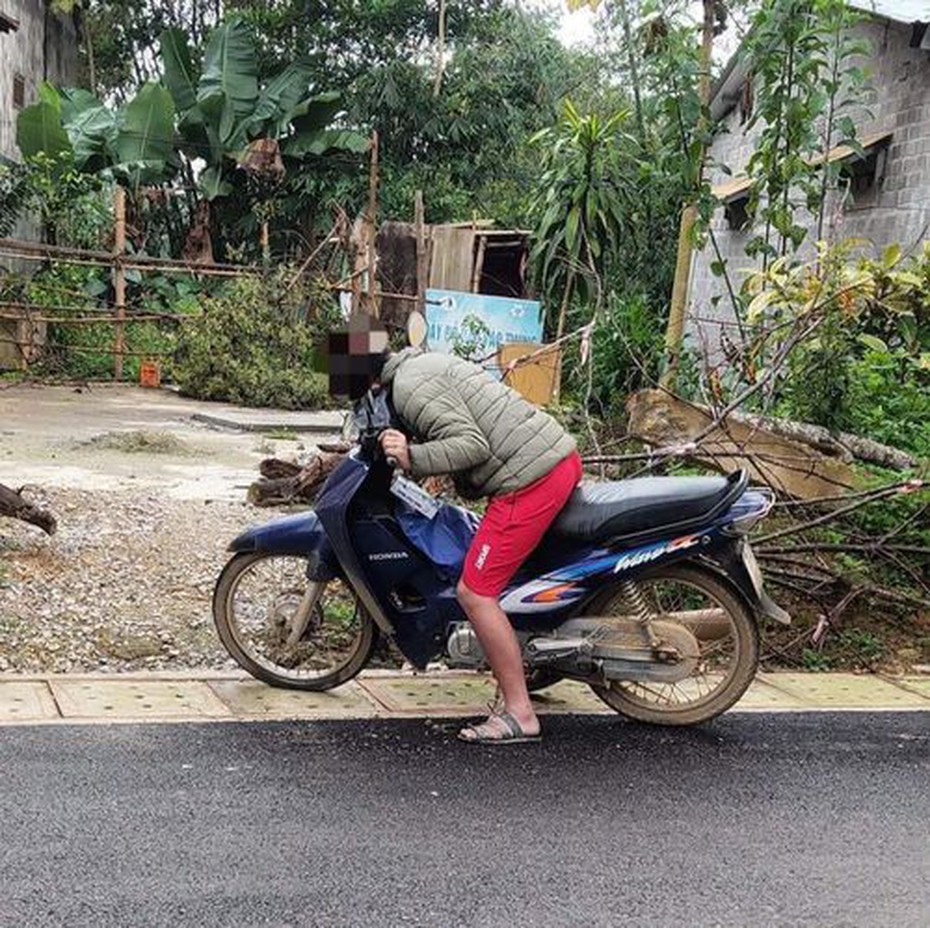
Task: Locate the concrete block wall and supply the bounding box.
[0,2,78,368]
[690,16,930,356]
[0,0,77,161]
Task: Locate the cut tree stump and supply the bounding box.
[626,390,863,500]
[0,484,57,535]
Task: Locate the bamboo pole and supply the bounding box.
[0,311,200,324]
[660,0,716,390]
[0,336,174,358]
[471,234,487,294]
[0,237,260,274]
[113,186,127,381]
[552,272,575,405]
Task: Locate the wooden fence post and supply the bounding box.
[260,220,270,269]
[414,190,427,316]
[366,130,380,317]
[113,185,127,381]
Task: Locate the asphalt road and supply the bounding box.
[1,714,928,928]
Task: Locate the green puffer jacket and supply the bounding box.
[380,348,576,499]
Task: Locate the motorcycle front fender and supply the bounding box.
[228,511,341,582]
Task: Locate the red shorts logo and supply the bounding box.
[474,543,491,570]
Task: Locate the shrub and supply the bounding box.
[173,272,332,409]
[736,241,929,445]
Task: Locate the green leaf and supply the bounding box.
[160,28,199,114]
[565,205,581,256]
[858,333,888,354]
[286,91,342,136]
[197,18,259,146]
[882,243,902,269]
[59,88,101,125]
[59,88,117,171]
[250,60,316,137]
[113,82,175,186]
[747,288,779,323]
[38,82,60,107]
[176,106,216,163]
[16,89,73,161]
[199,165,232,200]
[283,128,369,158]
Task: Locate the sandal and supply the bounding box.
[458,711,541,745]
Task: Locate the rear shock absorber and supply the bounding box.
[620,580,662,650]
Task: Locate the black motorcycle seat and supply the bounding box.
[550,470,748,546]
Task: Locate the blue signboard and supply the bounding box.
[424,289,543,360]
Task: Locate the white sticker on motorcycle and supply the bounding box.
[390,475,441,519]
[612,534,701,573]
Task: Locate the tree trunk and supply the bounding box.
[433,0,447,97]
[0,484,57,535]
[552,272,575,404]
[660,0,716,390]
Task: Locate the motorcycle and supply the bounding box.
[213,388,790,726]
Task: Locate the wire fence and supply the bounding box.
[0,186,359,378]
[0,178,273,379]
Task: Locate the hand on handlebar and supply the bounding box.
[380,429,411,471]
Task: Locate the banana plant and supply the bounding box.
[16,81,175,187]
[159,18,369,201]
[15,16,366,200]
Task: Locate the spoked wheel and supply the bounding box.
[588,564,759,725]
[213,552,376,690]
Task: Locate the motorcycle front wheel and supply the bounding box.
[587,563,759,726]
[213,552,376,691]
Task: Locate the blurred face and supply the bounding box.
[327,315,390,401]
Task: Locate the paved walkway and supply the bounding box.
[1,669,928,725]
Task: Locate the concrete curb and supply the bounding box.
[1,670,928,726]
[191,411,344,434]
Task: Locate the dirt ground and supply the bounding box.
[0,383,341,673]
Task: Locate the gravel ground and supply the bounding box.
[0,384,346,674]
[0,485,258,673]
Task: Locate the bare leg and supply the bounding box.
[457,579,539,736]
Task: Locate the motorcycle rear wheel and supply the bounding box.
[587,563,759,726]
[213,552,376,691]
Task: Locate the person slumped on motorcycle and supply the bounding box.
[329,315,581,744]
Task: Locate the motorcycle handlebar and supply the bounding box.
[354,388,401,469]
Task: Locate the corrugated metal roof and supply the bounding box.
[849,0,930,22]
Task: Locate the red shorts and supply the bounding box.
[461,451,583,598]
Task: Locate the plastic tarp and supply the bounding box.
[396,503,478,577]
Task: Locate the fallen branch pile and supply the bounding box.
[247,443,351,507]
[586,383,930,656]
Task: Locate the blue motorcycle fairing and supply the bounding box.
[227,510,341,581]
[313,451,408,640]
